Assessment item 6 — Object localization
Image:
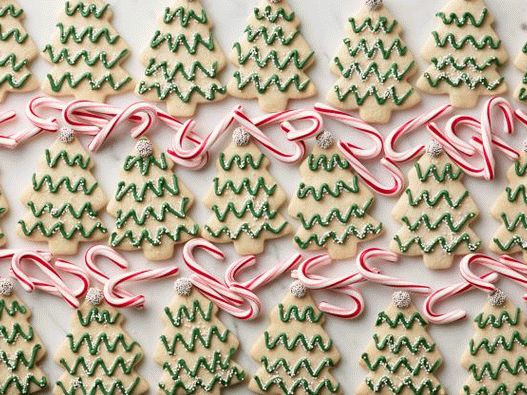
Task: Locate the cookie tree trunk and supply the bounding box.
[461,291,527,395]
[18,134,108,256]
[227,0,316,112]
[156,279,245,394]
[288,135,382,260]
[327,0,420,124]
[390,145,481,269]
[107,139,198,261]
[0,0,39,101]
[249,282,341,394]
[357,292,445,395]
[42,0,133,102]
[137,0,227,117]
[54,291,148,394]
[416,0,507,108]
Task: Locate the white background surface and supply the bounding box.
[2,0,527,393]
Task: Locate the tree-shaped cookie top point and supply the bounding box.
[43,0,133,102]
[391,151,481,269]
[515,42,527,102]
[328,0,420,123]
[227,0,316,112]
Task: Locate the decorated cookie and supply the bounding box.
[42,0,133,102]
[202,128,292,255]
[107,138,198,261]
[390,142,481,269]
[0,183,7,247]
[54,289,148,394]
[357,292,445,395]
[490,151,527,261]
[249,282,341,394]
[327,0,420,124]
[416,0,508,108]
[515,42,527,103]
[156,279,246,393]
[0,0,38,101]
[137,0,227,117]
[0,278,48,394]
[288,132,382,260]
[227,0,316,112]
[18,131,108,256]
[461,290,527,395]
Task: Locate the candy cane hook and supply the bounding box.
[357,248,431,294]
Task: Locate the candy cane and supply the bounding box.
[385,104,454,162]
[103,266,179,308]
[357,248,431,294]
[224,253,302,291]
[423,271,500,324]
[460,253,527,296]
[10,251,82,308]
[254,108,322,142]
[183,239,261,319]
[0,111,18,148]
[516,108,527,128]
[84,245,139,301]
[290,255,365,319]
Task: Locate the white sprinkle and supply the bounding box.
[488,289,507,307]
[392,291,412,309]
[316,130,335,150]
[86,288,104,306]
[58,127,75,143]
[174,278,193,296]
[290,281,307,298]
[426,140,443,157]
[232,127,251,147]
[0,277,14,296]
[135,138,153,158]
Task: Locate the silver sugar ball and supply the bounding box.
[316,130,335,150]
[0,277,14,296]
[366,0,383,10]
[58,127,74,143]
[290,280,307,298]
[174,278,193,296]
[426,140,443,157]
[393,291,412,309]
[232,127,251,147]
[86,287,104,306]
[488,289,507,307]
[135,138,153,158]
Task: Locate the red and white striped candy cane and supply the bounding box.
[183,239,261,319]
[385,104,454,162]
[445,97,517,180]
[103,266,179,308]
[84,245,139,302]
[516,108,527,129]
[224,253,302,291]
[10,250,84,308]
[0,111,18,148]
[461,253,527,298]
[423,271,499,324]
[254,108,322,142]
[290,254,365,319]
[357,248,431,294]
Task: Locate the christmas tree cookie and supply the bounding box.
[249,281,341,394]
[227,0,316,112]
[18,129,108,256]
[461,290,527,395]
[390,141,481,269]
[327,0,420,124]
[42,0,133,102]
[0,278,48,394]
[514,42,527,103]
[202,128,292,255]
[54,288,148,395]
[156,278,246,394]
[107,138,198,261]
[0,182,7,247]
[416,0,508,108]
[490,151,527,260]
[357,291,445,395]
[288,131,382,260]
[0,0,39,101]
[137,0,227,117]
